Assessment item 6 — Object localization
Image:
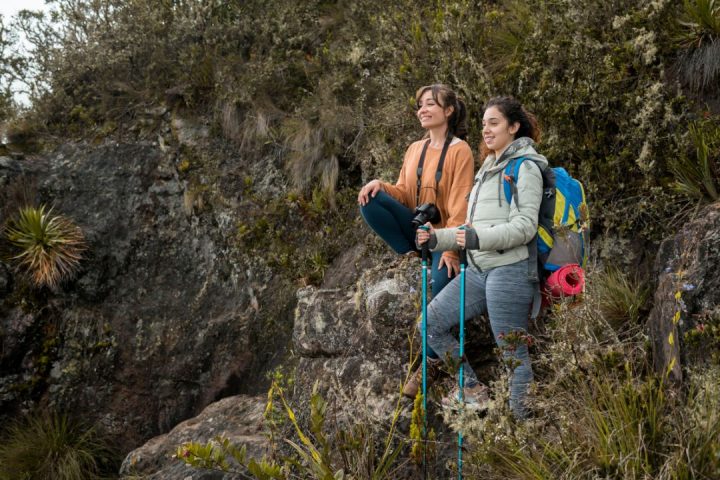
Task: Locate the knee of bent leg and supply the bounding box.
[359,202,373,220]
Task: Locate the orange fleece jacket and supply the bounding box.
[382,138,475,261]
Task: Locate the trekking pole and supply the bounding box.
[457,232,467,480]
[419,225,430,480]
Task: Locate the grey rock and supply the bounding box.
[0,139,295,454]
[0,262,11,297]
[0,307,39,364]
[647,202,720,382]
[0,156,21,170]
[292,254,420,422]
[171,116,210,147]
[120,395,268,479]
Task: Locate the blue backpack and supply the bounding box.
[502,158,589,313]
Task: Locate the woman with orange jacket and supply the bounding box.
[357,84,475,295]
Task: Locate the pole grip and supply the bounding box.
[419,225,430,263]
[458,225,467,267]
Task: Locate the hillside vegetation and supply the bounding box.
[1,0,716,246]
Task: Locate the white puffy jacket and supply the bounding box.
[433,137,546,272]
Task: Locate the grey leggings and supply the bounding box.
[424,258,535,417]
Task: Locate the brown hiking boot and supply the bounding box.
[402,358,441,398]
[441,383,490,410]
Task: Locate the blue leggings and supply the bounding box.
[360,191,454,359]
[359,191,453,295]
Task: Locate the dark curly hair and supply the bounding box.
[481,96,541,160]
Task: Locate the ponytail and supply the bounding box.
[449,97,468,140]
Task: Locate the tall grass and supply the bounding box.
[592,266,651,331]
[0,412,117,480]
[445,289,720,480]
[670,120,720,203]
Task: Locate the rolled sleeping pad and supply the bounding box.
[545,264,585,298]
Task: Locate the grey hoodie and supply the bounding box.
[433,137,547,272]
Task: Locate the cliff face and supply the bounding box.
[0,116,298,451]
[0,112,498,477]
[3,114,720,478]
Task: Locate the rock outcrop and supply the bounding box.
[647,202,720,382]
[0,128,295,452]
[120,394,267,479]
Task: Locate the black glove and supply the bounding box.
[463,227,479,250]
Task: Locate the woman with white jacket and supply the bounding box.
[416,96,544,418]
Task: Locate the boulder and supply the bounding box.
[120,394,268,479]
[647,202,720,382]
[0,262,10,297]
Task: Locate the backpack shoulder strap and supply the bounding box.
[502,157,527,206]
[503,157,543,316]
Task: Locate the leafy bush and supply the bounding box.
[3,204,86,289]
[4,0,711,256]
[0,412,117,480]
[0,14,23,122]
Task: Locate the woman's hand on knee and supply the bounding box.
[358,179,382,206]
[439,255,460,277]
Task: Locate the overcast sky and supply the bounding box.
[0,0,50,21]
[1,0,52,105]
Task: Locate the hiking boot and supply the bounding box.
[441,383,490,409]
[402,358,441,399]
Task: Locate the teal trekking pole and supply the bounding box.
[418,224,430,480]
[457,230,467,480]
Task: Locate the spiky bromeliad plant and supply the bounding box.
[675,0,720,91]
[3,205,86,289]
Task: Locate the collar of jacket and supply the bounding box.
[482,137,536,174]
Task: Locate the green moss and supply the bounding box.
[177,159,191,173]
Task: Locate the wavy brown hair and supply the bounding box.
[415,84,468,140]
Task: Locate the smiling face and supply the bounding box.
[482,106,520,156]
[416,89,453,131]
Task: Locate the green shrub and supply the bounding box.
[0,412,117,480]
[3,204,86,289]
